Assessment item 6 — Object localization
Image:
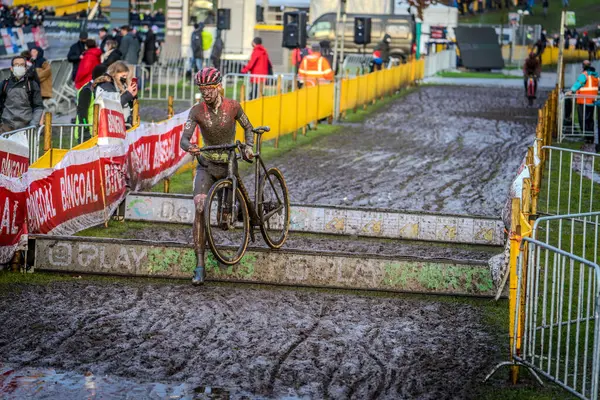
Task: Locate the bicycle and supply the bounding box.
[198,126,291,265]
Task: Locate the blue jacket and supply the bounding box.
[570,69,599,92]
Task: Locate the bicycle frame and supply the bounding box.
[224,133,285,228]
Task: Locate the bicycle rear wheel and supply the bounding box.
[258,168,290,249]
[204,179,250,265]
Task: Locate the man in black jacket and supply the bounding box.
[67,31,88,81]
[0,56,44,133]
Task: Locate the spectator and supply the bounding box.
[101,39,122,67]
[211,30,223,70]
[542,0,548,17]
[378,34,392,66]
[0,56,43,133]
[533,39,545,63]
[30,46,51,100]
[143,25,158,66]
[75,39,102,89]
[191,23,204,72]
[566,61,598,138]
[241,37,273,99]
[371,45,383,72]
[99,27,109,52]
[96,61,138,126]
[589,40,597,61]
[119,25,140,65]
[292,45,311,72]
[582,32,590,52]
[298,43,334,88]
[319,40,333,68]
[19,50,41,86]
[68,31,88,81]
[111,28,122,46]
[155,8,165,22]
[76,64,107,141]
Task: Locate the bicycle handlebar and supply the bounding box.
[199,143,240,152]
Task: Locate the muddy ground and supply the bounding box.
[106,223,500,263]
[254,86,542,217]
[0,280,502,399]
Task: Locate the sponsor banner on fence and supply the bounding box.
[0,131,29,178]
[127,110,196,191]
[0,174,27,264]
[26,144,127,236]
[97,93,127,145]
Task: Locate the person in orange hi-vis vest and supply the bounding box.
[298,43,334,87]
[567,60,599,137]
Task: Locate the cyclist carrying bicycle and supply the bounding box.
[180,67,255,285]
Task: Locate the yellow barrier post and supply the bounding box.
[276,75,282,148]
[294,78,299,141]
[508,197,522,384]
[167,95,174,118]
[315,79,320,129]
[43,112,52,152]
[373,71,378,105]
[92,104,100,137]
[304,84,309,135]
[132,99,140,127]
[354,68,360,113]
[43,112,52,166]
[240,84,246,104]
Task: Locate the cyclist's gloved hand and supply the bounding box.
[244,145,254,160]
[188,144,201,155]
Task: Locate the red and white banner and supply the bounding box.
[96,93,127,145]
[0,131,29,178]
[127,110,197,191]
[26,144,127,236]
[0,174,27,264]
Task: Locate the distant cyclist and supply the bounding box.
[180,67,255,285]
[522,52,541,97]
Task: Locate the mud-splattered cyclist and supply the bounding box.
[180,67,254,285]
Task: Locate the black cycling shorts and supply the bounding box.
[193,157,237,197]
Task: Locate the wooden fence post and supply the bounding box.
[167,95,174,118]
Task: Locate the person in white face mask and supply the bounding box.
[0,56,44,133]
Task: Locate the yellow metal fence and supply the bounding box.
[233,58,425,145]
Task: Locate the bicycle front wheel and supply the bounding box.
[204,179,250,265]
[258,168,290,249]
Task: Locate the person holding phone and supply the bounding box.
[94,61,138,127]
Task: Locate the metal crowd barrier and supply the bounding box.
[0,125,41,163]
[36,123,93,154]
[539,146,600,217]
[515,232,600,400]
[133,64,196,103]
[424,49,457,78]
[222,73,296,102]
[48,59,75,114]
[558,92,599,142]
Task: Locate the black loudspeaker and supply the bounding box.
[354,17,371,45]
[282,11,307,49]
[217,8,231,30]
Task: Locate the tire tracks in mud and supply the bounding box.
[266,299,329,395]
[250,86,543,216]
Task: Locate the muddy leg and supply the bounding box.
[192,194,207,285]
